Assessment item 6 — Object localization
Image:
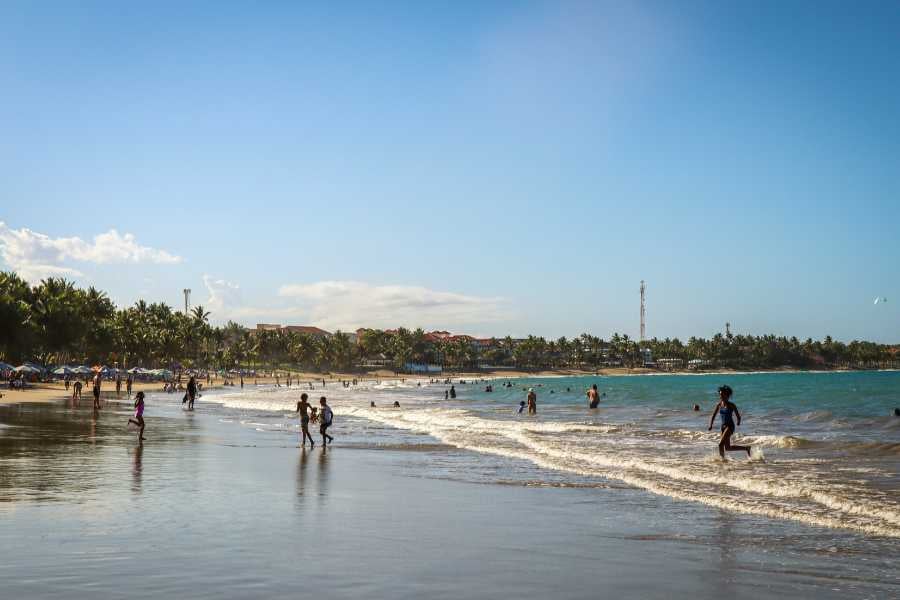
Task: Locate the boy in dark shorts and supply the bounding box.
[296,393,314,448]
[319,396,334,445]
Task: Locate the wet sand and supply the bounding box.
[0,399,896,599]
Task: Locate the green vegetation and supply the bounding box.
[0,272,895,372]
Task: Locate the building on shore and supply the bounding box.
[254,324,332,338]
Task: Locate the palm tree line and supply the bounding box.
[0,272,895,372]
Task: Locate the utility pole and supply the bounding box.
[183,288,191,314]
[640,280,646,342]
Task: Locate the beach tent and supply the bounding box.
[52,366,76,376]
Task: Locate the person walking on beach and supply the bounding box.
[126,375,133,398]
[116,374,122,397]
[92,370,103,410]
[128,391,147,442]
[72,380,82,403]
[319,396,334,445]
[707,385,751,459]
[587,384,600,409]
[187,376,198,410]
[449,385,456,399]
[296,393,315,448]
[526,388,537,415]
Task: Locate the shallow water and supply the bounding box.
[208,371,900,539]
[0,371,898,598]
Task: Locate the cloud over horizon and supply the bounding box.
[277,281,508,331]
[0,222,182,282]
[202,277,509,332]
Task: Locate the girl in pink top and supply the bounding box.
[128,391,147,442]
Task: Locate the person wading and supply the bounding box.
[707,385,751,459]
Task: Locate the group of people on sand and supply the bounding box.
[295,393,334,448]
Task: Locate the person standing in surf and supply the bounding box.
[296,393,315,448]
[92,370,103,410]
[707,385,751,459]
[127,391,147,442]
[526,388,537,415]
[587,384,600,409]
[187,376,198,410]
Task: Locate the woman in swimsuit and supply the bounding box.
[128,391,147,442]
[707,385,750,459]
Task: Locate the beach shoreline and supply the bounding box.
[2,364,895,407]
[1,395,896,599]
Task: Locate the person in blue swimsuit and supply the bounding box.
[707,385,751,459]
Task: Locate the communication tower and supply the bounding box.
[640,280,646,342]
[183,288,191,314]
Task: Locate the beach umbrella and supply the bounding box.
[0,361,13,372]
[127,367,143,374]
[52,366,75,375]
[73,366,93,374]
[15,364,42,373]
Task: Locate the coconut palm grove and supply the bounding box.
[1,272,896,373]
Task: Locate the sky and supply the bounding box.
[2,1,899,342]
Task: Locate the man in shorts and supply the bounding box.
[92,370,103,410]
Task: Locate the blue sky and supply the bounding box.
[2,1,898,342]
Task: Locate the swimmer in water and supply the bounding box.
[707,385,750,459]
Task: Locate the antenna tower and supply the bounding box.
[640,280,646,342]
[183,288,191,314]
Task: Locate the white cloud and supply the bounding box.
[278,281,507,331]
[203,275,246,316]
[201,277,508,331]
[0,222,182,282]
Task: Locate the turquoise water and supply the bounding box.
[474,371,898,418]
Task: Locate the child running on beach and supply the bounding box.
[310,406,319,424]
[296,393,315,448]
[128,391,147,442]
[319,397,334,445]
[707,385,751,459]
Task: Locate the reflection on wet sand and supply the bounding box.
[132,444,143,494]
[0,401,200,504]
[294,446,331,511]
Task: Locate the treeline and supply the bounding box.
[0,272,896,372]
